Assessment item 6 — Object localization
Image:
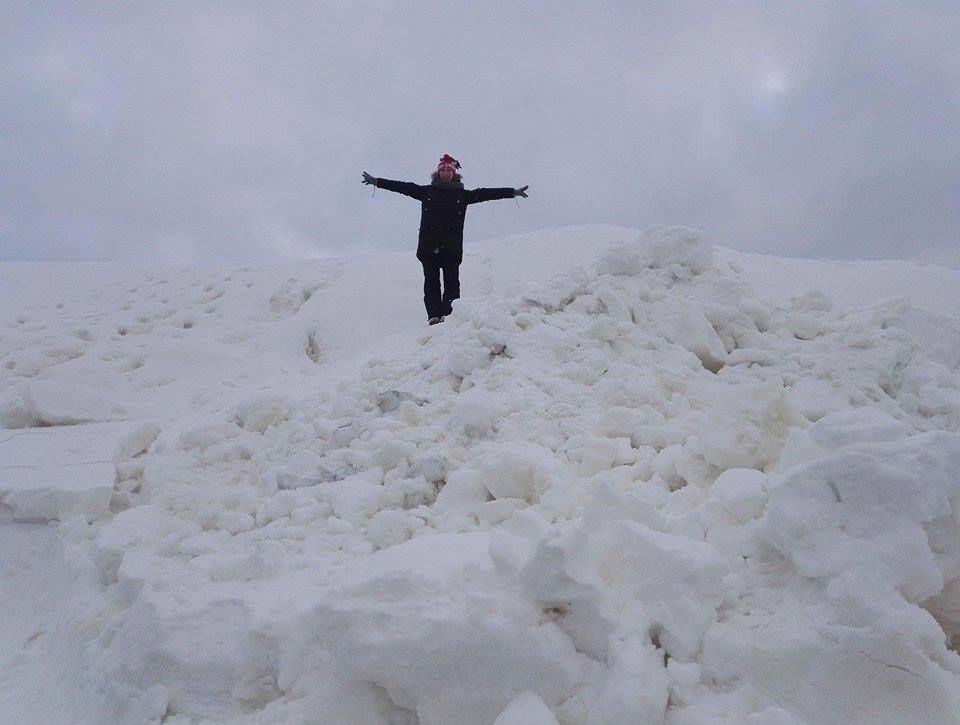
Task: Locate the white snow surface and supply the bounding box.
[2,224,960,724]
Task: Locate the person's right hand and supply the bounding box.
[361,171,377,185]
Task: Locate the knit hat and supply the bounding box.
[437,154,461,174]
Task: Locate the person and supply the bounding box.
[362,155,529,325]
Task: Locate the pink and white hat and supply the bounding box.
[437,154,461,174]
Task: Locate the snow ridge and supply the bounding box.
[16,226,960,723]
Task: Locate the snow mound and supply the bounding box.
[8,226,960,723]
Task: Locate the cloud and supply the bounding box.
[1,1,958,266]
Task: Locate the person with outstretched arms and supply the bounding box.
[362,154,528,325]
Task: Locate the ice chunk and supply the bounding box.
[300,532,582,725]
[639,295,727,371]
[521,269,589,312]
[376,389,422,413]
[227,393,292,432]
[91,504,192,583]
[693,379,806,471]
[435,468,489,510]
[805,407,911,449]
[579,435,633,476]
[325,476,385,524]
[871,298,960,370]
[277,472,326,490]
[521,519,731,662]
[1,380,127,428]
[637,224,713,275]
[285,449,323,475]
[179,422,240,451]
[474,498,526,525]
[494,690,559,725]
[451,391,498,437]
[924,577,960,650]
[709,468,767,522]
[738,296,772,330]
[407,453,448,484]
[595,243,645,277]
[447,342,493,378]
[784,378,848,421]
[0,421,158,522]
[370,437,417,471]
[761,430,960,602]
[479,442,565,503]
[366,509,415,548]
[790,289,833,313]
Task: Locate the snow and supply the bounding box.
[2,224,960,723]
[0,516,106,723]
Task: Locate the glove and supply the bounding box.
[514,185,529,198]
[361,171,377,186]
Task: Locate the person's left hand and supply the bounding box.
[515,185,529,198]
[362,171,377,185]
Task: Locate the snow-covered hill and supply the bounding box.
[2,225,960,723]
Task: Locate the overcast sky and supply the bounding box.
[2,1,958,266]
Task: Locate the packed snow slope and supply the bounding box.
[2,224,960,724]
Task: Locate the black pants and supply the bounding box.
[420,252,460,319]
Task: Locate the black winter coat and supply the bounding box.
[376,178,515,263]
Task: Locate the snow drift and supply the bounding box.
[2,225,960,723]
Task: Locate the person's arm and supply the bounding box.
[465,185,529,204]
[362,171,425,200]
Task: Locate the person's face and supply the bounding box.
[438,166,454,182]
